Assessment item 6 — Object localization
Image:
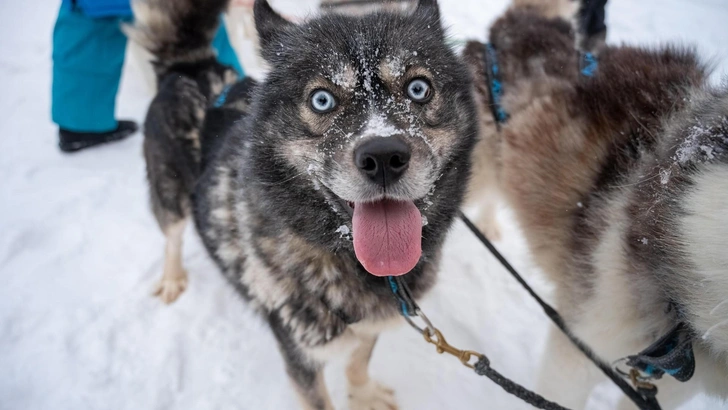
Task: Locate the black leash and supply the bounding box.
[388,276,571,410]
[387,214,665,410]
[473,360,569,410]
[459,213,663,410]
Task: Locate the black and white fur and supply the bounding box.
[124,0,240,303]
[131,0,478,408]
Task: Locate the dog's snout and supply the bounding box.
[354,136,411,187]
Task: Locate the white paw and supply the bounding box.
[348,380,398,410]
[153,273,188,304]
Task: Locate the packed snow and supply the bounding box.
[1,0,727,409]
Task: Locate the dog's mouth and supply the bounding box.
[337,199,422,277]
[314,174,425,277]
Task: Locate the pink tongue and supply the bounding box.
[352,199,422,277]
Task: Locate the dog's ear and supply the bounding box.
[414,0,441,24]
[254,0,293,52]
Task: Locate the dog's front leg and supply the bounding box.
[273,328,335,410]
[268,302,346,410]
[346,334,398,410]
[537,325,602,409]
[287,361,335,410]
[153,218,189,304]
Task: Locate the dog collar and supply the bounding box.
[579,51,599,77]
[618,322,695,386]
[483,43,509,128]
[483,45,600,130]
[213,84,233,108]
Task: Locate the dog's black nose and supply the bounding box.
[354,136,411,187]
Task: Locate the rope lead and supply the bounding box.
[474,357,570,410]
[459,213,662,410]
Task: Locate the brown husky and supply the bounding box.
[464,0,728,408]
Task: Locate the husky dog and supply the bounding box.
[123,0,241,303]
[130,0,478,407]
[464,0,728,408]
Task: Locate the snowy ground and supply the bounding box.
[1,0,727,409]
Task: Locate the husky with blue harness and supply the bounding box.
[463,0,728,408]
[129,0,481,408]
[123,0,246,303]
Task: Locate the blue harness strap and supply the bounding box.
[484,43,509,127]
[213,84,232,108]
[624,323,695,383]
[483,44,600,129]
[580,51,599,77]
[387,276,417,317]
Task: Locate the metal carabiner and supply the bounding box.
[423,327,484,369]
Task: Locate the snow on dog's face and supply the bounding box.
[249,0,477,276]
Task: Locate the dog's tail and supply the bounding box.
[123,0,230,67]
[510,0,579,21]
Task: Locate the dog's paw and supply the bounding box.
[153,273,188,304]
[348,380,398,410]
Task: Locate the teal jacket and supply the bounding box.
[61,0,133,18]
[52,1,244,132]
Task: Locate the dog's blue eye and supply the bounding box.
[310,90,337,113]
[406,78,432,103]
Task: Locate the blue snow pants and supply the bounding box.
[52,0,244,132]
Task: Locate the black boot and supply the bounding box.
[58,120,139,153]
[577,0,608,54]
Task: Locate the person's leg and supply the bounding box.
[211,20,245,78]
[52,3,128,132]
[577,0,608,53]
[581,0,608,37]
[52,3,137,151]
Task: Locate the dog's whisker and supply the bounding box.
[702,319,728,341]
[710,298,728,316]
[608,171,661,189]
[259,171,308,187]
